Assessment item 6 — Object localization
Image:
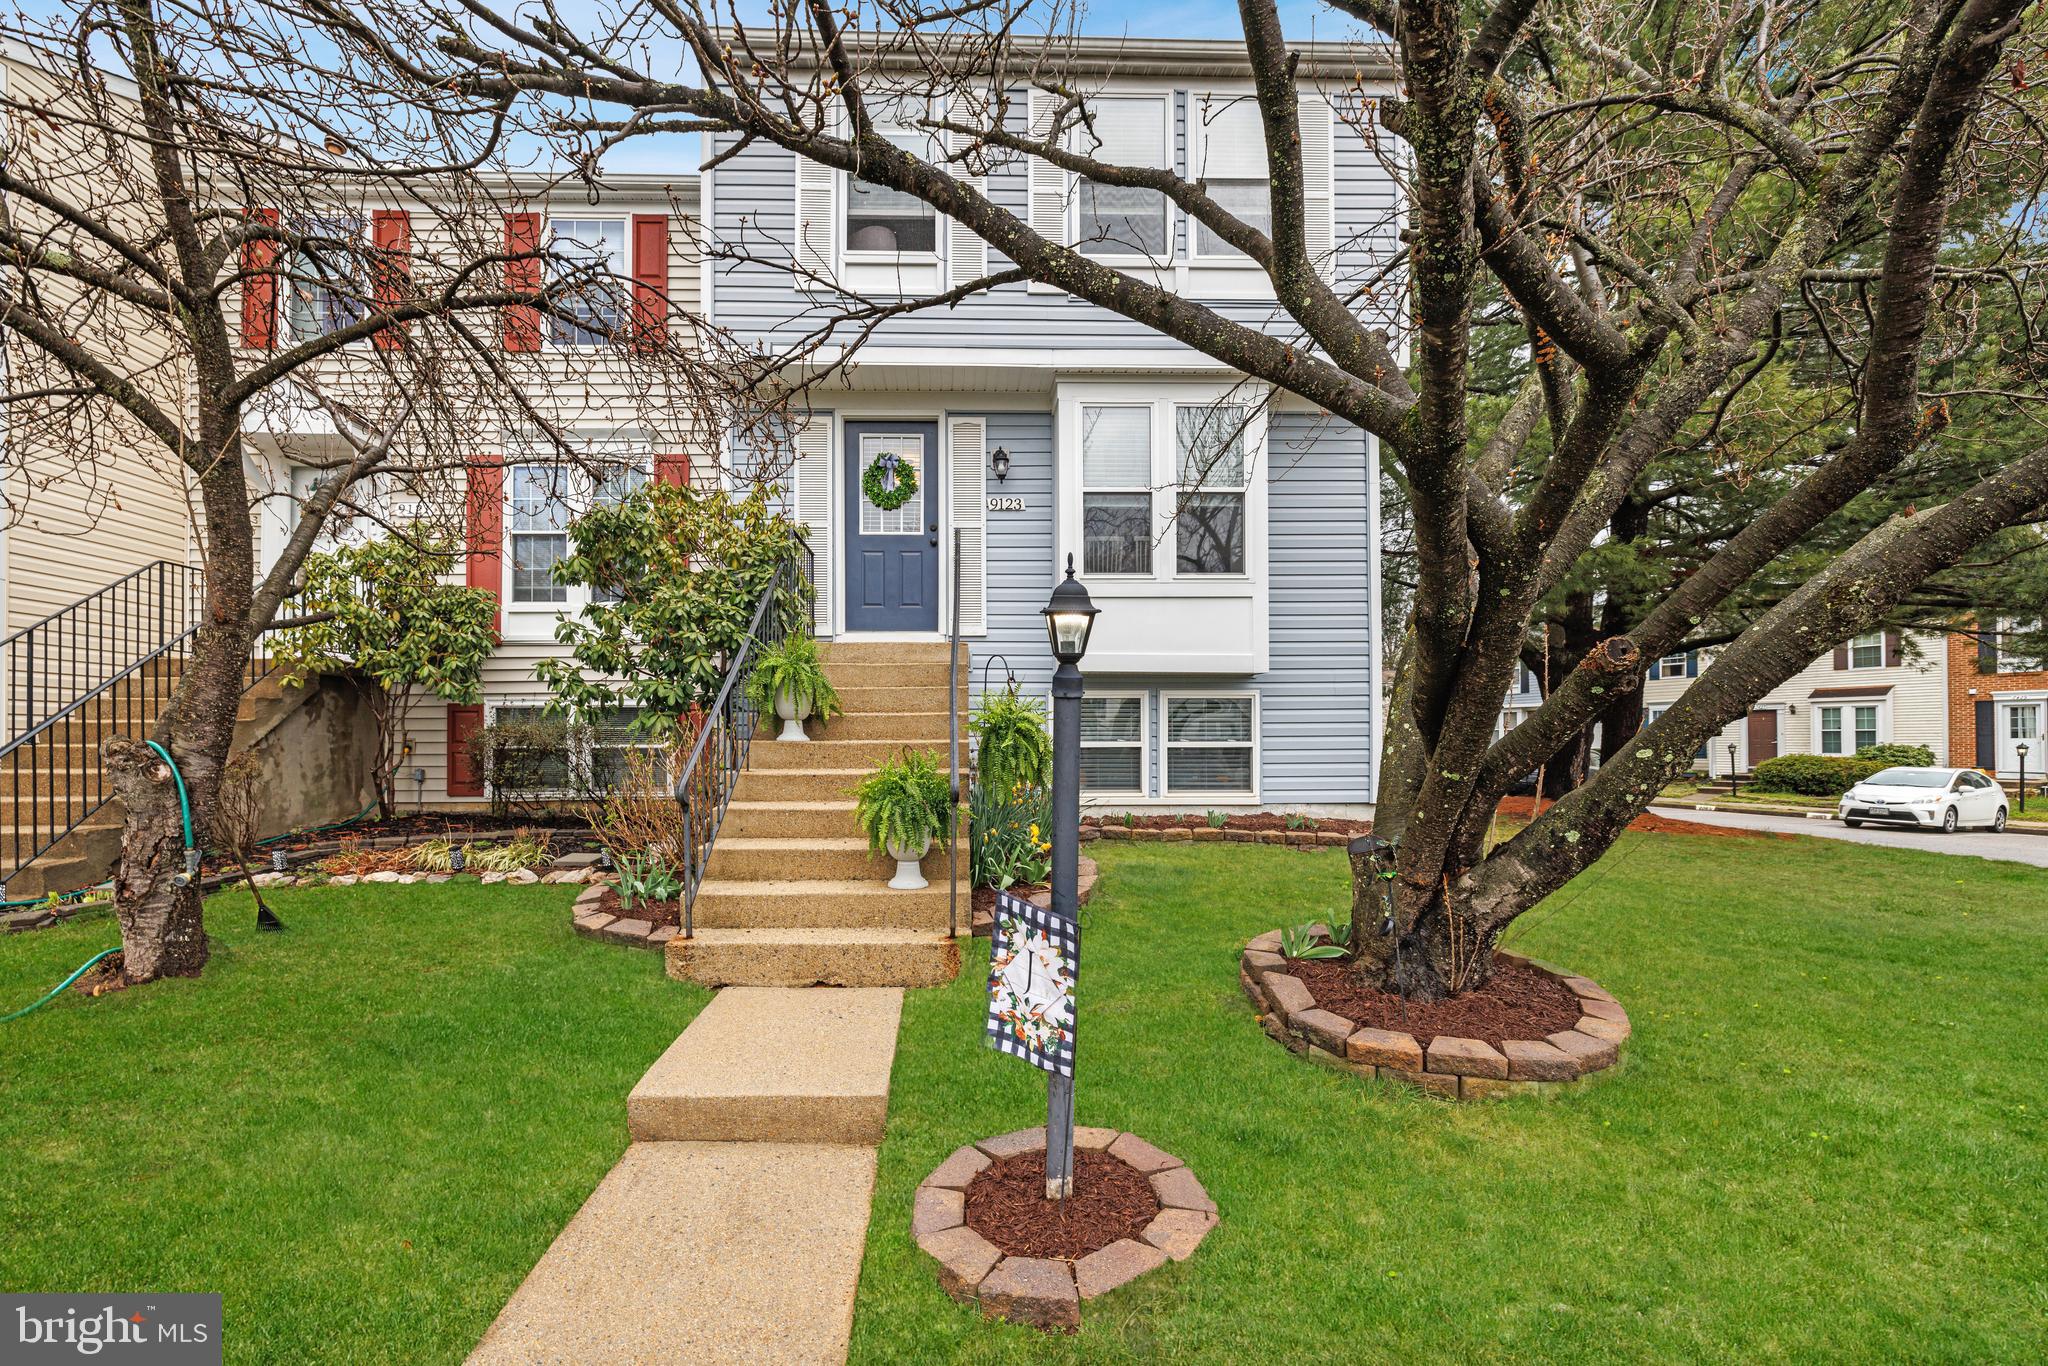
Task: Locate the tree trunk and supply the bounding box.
[1344,840,1495,1000]
[102,736,208,980]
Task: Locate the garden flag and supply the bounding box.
[984,889,1077,1077]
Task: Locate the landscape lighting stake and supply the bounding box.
[1041,556,1098,1201]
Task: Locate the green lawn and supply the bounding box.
[850,837,2048,1363]
[5,837,2044,1363]
[0,883,706,1364]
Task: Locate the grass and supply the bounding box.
[849,836,2048,1363]
[0,883,706,1365]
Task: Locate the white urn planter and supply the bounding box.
[774,688,813,742]
[886,836,932,890]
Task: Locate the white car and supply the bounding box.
[1839,767,2008,833]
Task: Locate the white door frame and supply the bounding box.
[1995,693,2046,776]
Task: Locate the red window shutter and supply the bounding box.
[447,704,486,797]
[1884,631,1902,667]
[1832,644,1848,670]
[240,207,280,349]
[465,456,503,636]
[503,213,543,352]
[631,213,669,349]
[371,210,411,349]
[655,453,689,488]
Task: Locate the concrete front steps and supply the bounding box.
[664,638,967,991]
[470,988,907,1364]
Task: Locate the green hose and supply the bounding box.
[0,947,120,1023]
[144,739,195,851]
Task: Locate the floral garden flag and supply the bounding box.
[984,889,1077,1077]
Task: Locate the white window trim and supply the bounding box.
[1070,688,1150,800]
[501,445,652,637]
[1813,699,1890,756]
[1161,690,1260,803]
[1845,630,1887,670]
[542,214,629,349]
[842,124,942,268]
[1069,91,1175,269]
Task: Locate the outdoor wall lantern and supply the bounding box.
[990,446,1012,483]
[1042,555,1099,665]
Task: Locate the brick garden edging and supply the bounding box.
[1240,932,1628,1100]
[912,1128,1217,1333]
[1083,820,1351,850]
[570,881,677,950]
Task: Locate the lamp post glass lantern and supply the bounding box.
[1040,555,1096,1198]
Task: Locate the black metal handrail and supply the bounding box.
[673,548,811,937]
[0,562,281,890]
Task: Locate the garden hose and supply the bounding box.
[0,947,120,1023]
[143,740,199,887]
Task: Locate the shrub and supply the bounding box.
[466,715,580,817]
[970,690,1053,791]
[1750,753,1888,797]
[1855,743,1936,768]
[969,781,1052,890]
[852,749,954,856]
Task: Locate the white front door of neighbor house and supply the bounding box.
[1997,699,2044,777]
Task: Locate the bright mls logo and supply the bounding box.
[5,1295,220,1364]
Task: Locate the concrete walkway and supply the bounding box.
[469,987,906,1364]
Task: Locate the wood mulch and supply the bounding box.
[70,952,131,997]
[963,1149,1161,1261]
[1290,954,1585,1049]
[590,884,680,929]
[1493,796,1786,839]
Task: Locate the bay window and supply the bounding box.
[547,217,627,345]
[1076,96,1170,258]
[1163,694,1257,798]
[1174,405,1247,575]
[1080,406,1154,576]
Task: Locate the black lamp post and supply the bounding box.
[1728,743,1739,797]
[1040,554,1097,1199]
[2018,741,2030,815]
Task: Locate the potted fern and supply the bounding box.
[744,634,841,741]
[968,688,1053,790]
[852,748,953,890]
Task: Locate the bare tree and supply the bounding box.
[0,0,776,982]
[326,0,2048,997]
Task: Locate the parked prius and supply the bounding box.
[1839,767,2008,833]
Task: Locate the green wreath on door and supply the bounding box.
[862,452,918,511]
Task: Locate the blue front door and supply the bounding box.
[843,421,940,631]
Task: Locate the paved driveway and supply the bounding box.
[1653,805,2048,868]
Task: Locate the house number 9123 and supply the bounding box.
[986,495,1027,513]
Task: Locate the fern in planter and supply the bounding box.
[852,749,954,856]
[969,689,1053,791]
[743,634,842,719]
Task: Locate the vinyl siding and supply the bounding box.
[705,86,1400,351]
[970,408,1373,808]
[1640,630,1950,767]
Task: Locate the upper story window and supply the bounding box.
[284,216,367,341]
[1076,96,1170,259]
[1080,405,1154,576]
[846,129,939,255]
[1174,405,1247,575]
[1847,631,1885,670]
[1190,97,1271,258]
[547,217,627,346]
[1659,651,1688,675]
[1998,618,2048,671]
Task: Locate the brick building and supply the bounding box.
[1946,627,2048,778]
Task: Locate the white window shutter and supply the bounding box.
[793,145,838,288]
[948,415,987,635]
[1026,88,1068,295]
[1297,95,1335,279]
[793,414,832,632]
[947,104,989,291]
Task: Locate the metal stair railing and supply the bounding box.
[0,562,281,890]
[672,547,811,938]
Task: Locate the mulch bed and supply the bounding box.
[971,882,1047,928]
[1088,812,1373,835]
[1290,954,1585,1050]
[70,952,130,997]
[589,884,680,929]
[963,1149,1161,1261]
[1493,796,1787,839]
[199,813,603,877]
